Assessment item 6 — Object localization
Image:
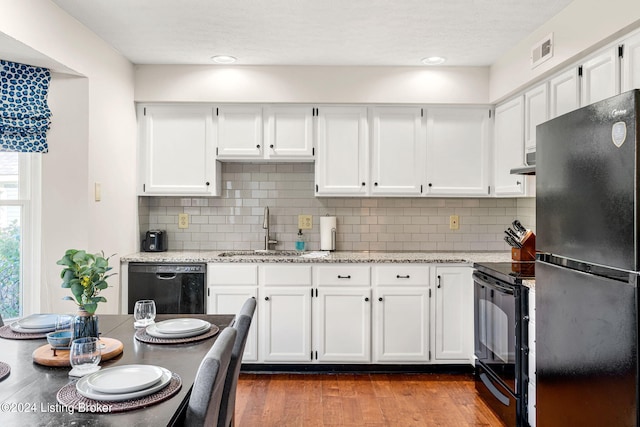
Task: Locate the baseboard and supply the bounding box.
[240,363,474,374]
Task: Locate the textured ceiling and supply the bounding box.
[51,0,573,67]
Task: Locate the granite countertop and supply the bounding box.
[120,250,512,264]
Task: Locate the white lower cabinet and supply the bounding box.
[372,265,430,363]
[260,265,312,362]
[314,287,371,362]
[207,262,473,365]
[528,288,536,426]
[207,264,259,361]
[433,266,473,362]
[313,265,371,362]
[260,286,312,362]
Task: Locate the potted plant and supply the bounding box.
[57,249,115,338]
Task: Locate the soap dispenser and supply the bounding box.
[295,229,306,251]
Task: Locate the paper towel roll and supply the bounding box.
[320,216,337,251]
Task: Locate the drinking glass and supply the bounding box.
[134,299,156,327]
[55,314,73,333]
[69,337,101,374]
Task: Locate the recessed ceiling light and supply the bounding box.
[211,55,237,64]
[421,56,446,65]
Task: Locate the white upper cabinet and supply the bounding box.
[425,108,490,197]
[494,97,526,196]
[580,46,621,107]
[622,32,640,92]
[549,68,580,119]
[138,104,220,196]
[315,106,369,196]
[370,106,425,196]
[524,83,549,153]
[264,106,315,160]
[214,105,263,159]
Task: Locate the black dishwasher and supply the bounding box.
[128,263,206,314]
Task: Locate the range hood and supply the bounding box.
[510,151,536,175]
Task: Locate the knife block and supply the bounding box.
[511,231,536,261]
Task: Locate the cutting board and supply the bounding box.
[32,337,124,367]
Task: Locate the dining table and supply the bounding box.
[0,313,235,427]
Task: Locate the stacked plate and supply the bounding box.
[76,364,171,401]
[146,318,211,339]
[10,314,58,334]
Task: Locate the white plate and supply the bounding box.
[146,323,210,339]
[86,364,165,394]
[76,366,172,402]
[16,314,58,330]
[154,318,210,334]
[9,322,55,334]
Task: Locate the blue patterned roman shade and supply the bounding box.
[0,60,51,153]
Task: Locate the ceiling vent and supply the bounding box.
[531,33,553,68]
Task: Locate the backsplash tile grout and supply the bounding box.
[139,163,536,251]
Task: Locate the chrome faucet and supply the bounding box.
[262,206,278,250]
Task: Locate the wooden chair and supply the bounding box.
[217,297,257,427]
[184,326,237,427]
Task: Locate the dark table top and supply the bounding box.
[0,314,235,427]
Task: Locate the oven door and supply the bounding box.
[473,271,517,394]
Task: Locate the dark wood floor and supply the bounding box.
[235,372,506,426]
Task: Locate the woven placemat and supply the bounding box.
[56,373,181,413]
[0,324,47,340]
[134,324,219,345]
[0,361,10,381]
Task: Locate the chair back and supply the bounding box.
[217,297,256,427]
[185,327,237,427]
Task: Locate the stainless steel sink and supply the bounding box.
[217,250,304,257]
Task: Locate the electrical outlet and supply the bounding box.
[178,213,189,229]
[298,214,313,230]
[449,215,459,230]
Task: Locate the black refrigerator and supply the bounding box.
[536,89,640,426]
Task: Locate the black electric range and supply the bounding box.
[472,261,533,427]
[473,261,535,285]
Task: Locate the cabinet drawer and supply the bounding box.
[372,265,429,286]
[207,264,258,286]
[260,265,312,286]
[314,265,370,286]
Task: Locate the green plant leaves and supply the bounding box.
[57,249,116,313]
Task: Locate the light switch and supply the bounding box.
[94,183,101,202]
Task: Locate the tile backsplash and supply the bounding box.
[139,163,536,252]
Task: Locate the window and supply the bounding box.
[0,152,39,321]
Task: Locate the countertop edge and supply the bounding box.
[120,251,512,265]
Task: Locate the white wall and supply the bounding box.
[0,0,137,314]
[490,0,640,102]
[135,65,490,104]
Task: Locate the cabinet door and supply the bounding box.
[434,266,473,361]
[373,287,429,362]
[315,106,368,195]
[622,32,640,92]
[426,108,490,196]
[524,83,549,153]
[315,287,371,362]
[207,287,258,361]
[580,47,620,107]
[549,68,580,118]
[264,106,314,160]
[494,97,526,196]
[260,287,312,362]
[139,105,217,195]
[370,106,424,196]
[215,105,263,159]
